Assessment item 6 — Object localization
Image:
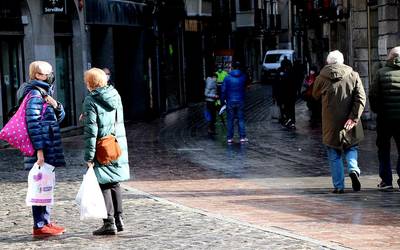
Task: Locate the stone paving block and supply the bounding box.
[2,84,399,250]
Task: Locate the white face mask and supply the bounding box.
[106,75,110,82]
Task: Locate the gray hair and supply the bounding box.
[326,50,344,65]
[388,46,400,60]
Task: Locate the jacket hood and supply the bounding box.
[17,80,53,100]
[89,85,119,111]
[320,64,353,82]
[229,69,243,78]
[386,57,400,69]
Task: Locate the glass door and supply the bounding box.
[55,37,74,127]
[0,38,23,127]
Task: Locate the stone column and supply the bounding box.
[350,1,372,119]
[25,0,56,67]
[377,0,399,61]
[350,1,369,89]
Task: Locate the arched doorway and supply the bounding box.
[54,2,75,127]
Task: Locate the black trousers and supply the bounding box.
[99,182,123,220]
[376,120,400,185]
[283,99,296,123]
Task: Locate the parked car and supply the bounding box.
[262,49,295,83]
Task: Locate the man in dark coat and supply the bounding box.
[279,57,297,128]
[369,46,400,191]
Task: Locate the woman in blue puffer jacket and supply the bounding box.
[17,61,66,237]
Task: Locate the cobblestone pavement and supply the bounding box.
[1,84,399,249]
[127,84,400,250]
[0,88,332,249]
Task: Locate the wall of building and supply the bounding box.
[350,0,399,118]
[0,0,88,128]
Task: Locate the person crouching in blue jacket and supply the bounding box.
[17,61,66,237]
[221,61,248,144]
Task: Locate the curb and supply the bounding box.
[121,184,350,250]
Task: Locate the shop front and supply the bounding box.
[0,1,25,127]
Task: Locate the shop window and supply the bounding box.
[0,1,24,126]
[238,0,253,11]
[0,1,23,32]
[0,39,24,126]
[54,4,75,127]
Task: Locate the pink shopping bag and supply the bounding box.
[0,92,47,156]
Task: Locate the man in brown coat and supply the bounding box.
[313,50,366,193]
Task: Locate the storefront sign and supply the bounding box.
[43,0,66,14]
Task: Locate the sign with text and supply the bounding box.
[43,0,66,14]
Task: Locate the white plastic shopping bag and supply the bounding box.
[26,163,55,206]
[75,167,107,220]
[271,103,281,119]
[219,105,226,116]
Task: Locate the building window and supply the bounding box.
[239,0,253,11]
[265,0,278,15]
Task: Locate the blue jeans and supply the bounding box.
[32,206,51,229]
[226,102,246,139]
[326,146,360,190]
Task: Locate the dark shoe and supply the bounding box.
[93,220,117,235]
[349,172,361,192]
[288,123,296,130]
[207,129,216,135]
[377,181,394,192]
[284,119,292,126]
[332,188,344,194]
[115,216,124,232]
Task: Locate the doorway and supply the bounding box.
[0,37,24,126]
[55,37,74,127]
[54,7,75,127]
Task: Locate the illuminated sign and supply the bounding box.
[43,0,66,14]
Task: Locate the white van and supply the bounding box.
[262,49,295,82]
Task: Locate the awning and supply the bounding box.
[84,0,150,27]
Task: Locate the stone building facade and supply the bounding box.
[0,0,188,129]
[349,0,399,117]
[0,0,87,128]
[301,0,399,118]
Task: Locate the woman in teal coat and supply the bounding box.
[82,68,130,235]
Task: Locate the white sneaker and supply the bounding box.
[240,138,249,143]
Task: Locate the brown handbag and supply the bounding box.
[95,111,122,165]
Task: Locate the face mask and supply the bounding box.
[46,72,55,85]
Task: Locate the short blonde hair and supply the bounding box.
[326,50,344,65]
[29,61,53,80]
[84,68,108,90]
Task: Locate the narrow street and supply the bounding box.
[1,84,399,249]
